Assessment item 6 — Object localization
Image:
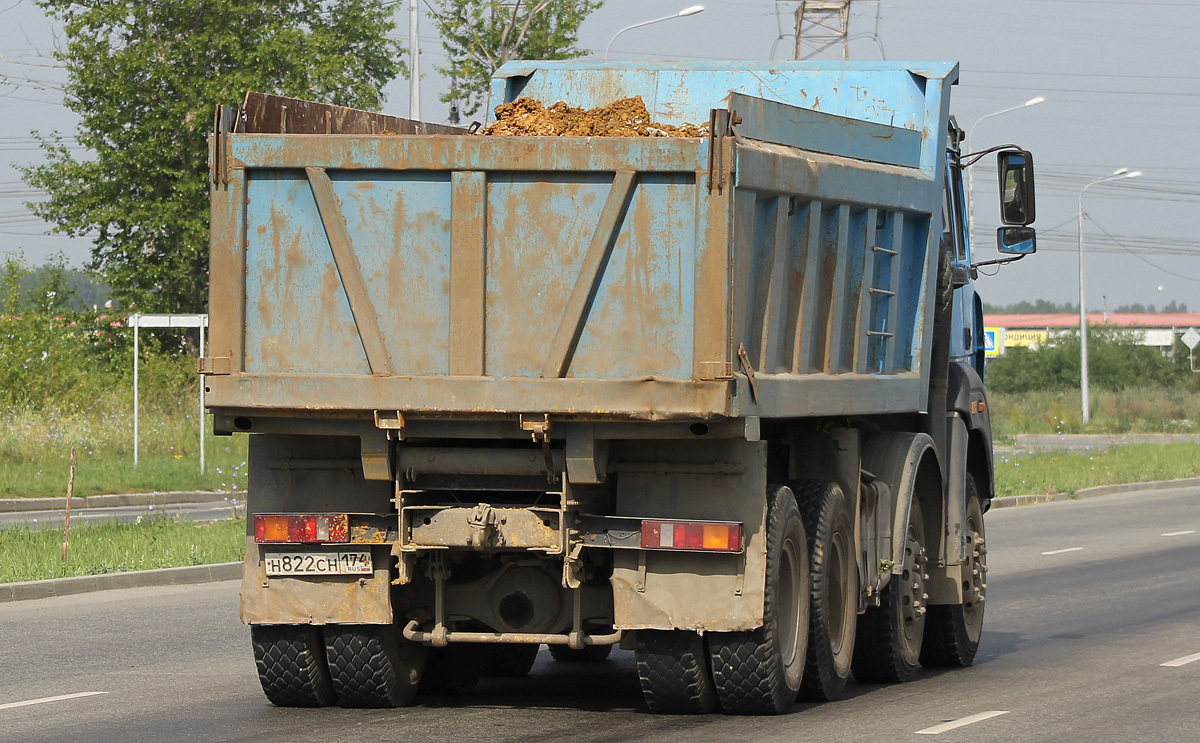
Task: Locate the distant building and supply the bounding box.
[982,313,1200,357]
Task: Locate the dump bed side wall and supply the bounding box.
[492,61,953,416]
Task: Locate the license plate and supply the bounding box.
[262,550,373,576]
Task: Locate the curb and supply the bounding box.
[0,562,242,603]
[990,476,1200,509]
[0,491,246,513]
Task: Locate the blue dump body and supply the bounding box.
[206,61,959,422]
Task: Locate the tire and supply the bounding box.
[635,630,718,714]
[549,644,613,663]
[792,480,858,702]
[708,484,809,715]
[324,624,424,708]
[481,644,541,677]
[852,496,928,684]
[922,477,987,667]
[419,644,483,695]
[251,624,336,707]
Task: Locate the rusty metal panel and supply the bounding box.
[692,168,732,380]
[853,208,880,374]
[449,171,488,376]
[229,135,703,173]
[207,374,735,420]
[483,170,699,380]
[305,166,394,375]
[727,136,937,413]
[729,92,922,169]
[883,212,907,374]
[240,91,466,136]
[542,170,638,379]
[208,167,246,373]
[739,372,924,418]
[403,506,561,551]
[609,439,767,631]
[240,537,393,625]
[242,170,452,376]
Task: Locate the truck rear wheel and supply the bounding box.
[635,630,718,714]
[324,624,424,707]
[793,480,858,702]
[481,644,541,677]
[852,497,927,684]
[922,479,987,667]
[708,484,808,715]
[549,644,613,663]
[251,624,336,707]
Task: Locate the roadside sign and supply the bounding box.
[1182,327,1200,351]
[983,327,999,358]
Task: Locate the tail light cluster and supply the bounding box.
[641,520,743,553]
[254,514,349,544]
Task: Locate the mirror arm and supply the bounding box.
[963,143,1025,168]
[971,255,1027,270]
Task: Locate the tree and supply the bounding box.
[431,0,602,118]
[22,0,405,313]
[983,299,1078,314]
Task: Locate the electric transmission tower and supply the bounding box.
[793,1,851,60]
[777,0,883,61]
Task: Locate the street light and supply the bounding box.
[604,5,705,61]
[966,96,1045,247]
[409,0,420,119]
[1078,167,1142,424]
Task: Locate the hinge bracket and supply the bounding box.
[198,356,231,376]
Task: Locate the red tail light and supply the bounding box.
[640,520,743,553]
[254,514,349,544]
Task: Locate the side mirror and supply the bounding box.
[997,226,1037,255]
[950,265,971,289]
[998,150,1036,226]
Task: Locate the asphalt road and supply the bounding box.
[1,486,1198,742]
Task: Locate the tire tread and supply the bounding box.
[252,624,336,707]
[325,624,419,708]
[791,479,856,702]
[636,630,718,714]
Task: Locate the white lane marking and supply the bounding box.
[917,710,1010,735]
[1161,530,1196,537]
[1041,547,1084,555]
[1161,652,1200,667]
[0,692,107,711]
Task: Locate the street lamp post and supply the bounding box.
[966,96,1045,248]
[1078,168,1142,424]
[604,5,705,61]
[409,0,420,120]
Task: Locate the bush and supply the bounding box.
[986,327,1197,394]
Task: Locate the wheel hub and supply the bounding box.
[964,531,987,617]
[899,535,928,641]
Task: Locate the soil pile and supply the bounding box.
[483,96,708,137]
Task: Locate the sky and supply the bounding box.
[1,0,1198,312]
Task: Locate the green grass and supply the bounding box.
[0,516,246,583]
[989,388,1200,439]
[994,442,1200,497]
[0,406,248,498]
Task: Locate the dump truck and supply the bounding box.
[202,60,1038,714]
